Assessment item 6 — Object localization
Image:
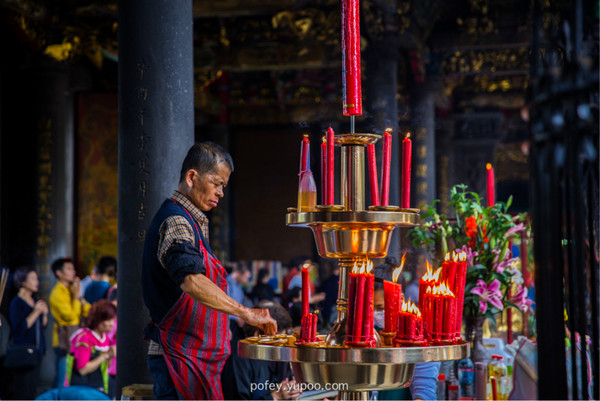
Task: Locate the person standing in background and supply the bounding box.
[49,257,90,388]
[84,256,117,304]
[9,266,48,400]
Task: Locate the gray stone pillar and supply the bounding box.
[410,82,436,209]
[118,0,194,392]
[31,64,76,389]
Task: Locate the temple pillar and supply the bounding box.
[118,0,194,392]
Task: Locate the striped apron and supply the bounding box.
[158,202,230,400]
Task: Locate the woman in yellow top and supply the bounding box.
[49,257,90,388]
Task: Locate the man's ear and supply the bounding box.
[184,169,196,187]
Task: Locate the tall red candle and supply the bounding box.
[353,269,366,340]
[423,289,435,340]
[381,128,392,206]
[383,255,405,333]
[486,163,495,207]
[326,127,335,205]
[454,252,468,338]
[301,264,310,317]
[442,290,457,340]
[321,136,327,204]
[362,273,374,342]
[367,144,380,206]
[433,288,444,340]
[300,135,309,172]
[401,133,412,208]
[346,269,357,340]
[341,0,362,116]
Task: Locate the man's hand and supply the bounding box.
[71,277,81,299]
[271,378,301,400]
[244,308,277,336]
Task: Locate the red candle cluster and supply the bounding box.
[383,253,406,333]
[422,282,456,343]
[298,263,319,343]
[394,300,424,346]
[346,260,375,346]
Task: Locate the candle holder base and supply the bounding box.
[394,339,428,347]
[345,339,377,348]
[379,331,396,346]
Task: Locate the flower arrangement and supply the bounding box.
[410,184,534,322]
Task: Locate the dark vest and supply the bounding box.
[142,199,212,326]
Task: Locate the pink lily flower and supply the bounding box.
[470,279,504,314]
[504,223,526,239]
[508,284,535,312]
[461,245,479,267]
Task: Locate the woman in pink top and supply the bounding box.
[66,299,116,394]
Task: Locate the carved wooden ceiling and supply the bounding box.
[0,0,576,122]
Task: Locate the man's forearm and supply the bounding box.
[180,273,250,321]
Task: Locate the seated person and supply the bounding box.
[222,300,301,400]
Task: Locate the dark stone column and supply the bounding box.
[365,32,401,261]
[410,82,436,209]
[118,0,194,392]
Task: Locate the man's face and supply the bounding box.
[58,262,77,284]
[188,163,231,211]
[238,270,251,285]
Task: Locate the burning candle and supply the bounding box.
[441,251,457,292]
[300,134,309,172]
[442,283,456,340]
[326,126,335,205]
[433,285,444,340]
[486,163,495,207]
[401,132,412,208]
[418,260,442,314]
[321,136,327,204]
[381,128,392,206]
[383,253,405,333]
[454,251,468,339]
[362,267,374,342]
[341,0,362,116]
[367,143,380,206]
[423,287,435,340]
[301,263,310,318]
[395,300,423,343]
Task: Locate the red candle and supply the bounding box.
[418,261,441,315]
[326,127,335,205]
[301,264,310,317]
[381,128,392,206]
[423,289,435,340]
[442,252,457,291]
[300,135,309,172]
[405,312,417,340]
[396,312,405,339]
[311,313,317,340]
[454,252,468,338]
[442,292,456,340]
[341,0,362,116]
[353,269,366,340]
[384,281,401,333]
[486,163,495,207]
[362,273,374,342]
[401,133,412,208]
[346,268,357,340]
[433,290,443,339]
[321,136,327,204]
[367,144,380,206]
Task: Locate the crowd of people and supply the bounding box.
[0,142,434,400]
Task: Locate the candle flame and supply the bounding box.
[432,281,455,297]
[352,261,359,274]
[392,252,406,283]
[422,260,443,282]
[322,136,326,143]
[385,127,392,135]
[459,251,467,262]
[486,163,493,170]
[366,259,374,274]
[303,133,309,139]
[444,252,451,262]
[359,261,366,274]
[402,300,421,316]
[302,263,310,271]
[405,132,411,139]
[426,286,432,294]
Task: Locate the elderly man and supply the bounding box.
[142,142,276,400]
